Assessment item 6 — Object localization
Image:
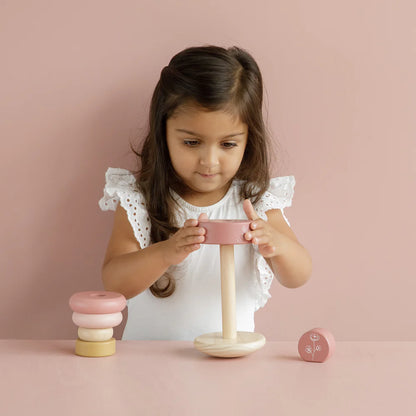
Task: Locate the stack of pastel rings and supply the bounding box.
[69,291,127,357]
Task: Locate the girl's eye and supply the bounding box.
[222,142,237,149]
[183,139,199,147]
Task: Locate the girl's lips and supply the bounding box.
[198,173,218,178]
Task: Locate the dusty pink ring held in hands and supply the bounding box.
[69,291,126,314]
[199,219,251,245]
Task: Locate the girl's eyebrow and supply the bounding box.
[175,129,245,139]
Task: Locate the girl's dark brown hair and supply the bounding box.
[131,45,271,297]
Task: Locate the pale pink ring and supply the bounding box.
[199,219,251,245]
[72,312,123,329]
[69,291,126,314]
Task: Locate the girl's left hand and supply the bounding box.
[243,199,280,258]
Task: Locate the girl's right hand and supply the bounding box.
[161,214,207,265]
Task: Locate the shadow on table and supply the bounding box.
[170,346,250,361]
[170,345,302,362]
[274,354,303,362]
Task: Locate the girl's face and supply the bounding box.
[166,104,248,206]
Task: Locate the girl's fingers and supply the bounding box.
[252,236,268,245]
[180,223,206,237]
[175,230,205,248]
[249,219,263,230]
[243,199,259,221]
[184,219,198,227]
[198,212,209,222]
[245,229,275,247]
[183,219,206,237]
[245,229,267,243]
[184,234,205,245]
[185,243,201,253]
[259,245,276,257]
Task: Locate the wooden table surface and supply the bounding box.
[1,340,415,415]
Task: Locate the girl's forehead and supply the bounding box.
[169,102,244,127]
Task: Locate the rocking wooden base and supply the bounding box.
[194,331,266,358]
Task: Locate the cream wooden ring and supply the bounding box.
[72,312,122,329]
[78,327,113,342]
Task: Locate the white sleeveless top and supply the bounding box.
[99,168,295,340]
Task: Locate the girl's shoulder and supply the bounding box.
[266,175,295,204]
[98,168,151,248]
[252,175,296,221]
[98,167,144,211]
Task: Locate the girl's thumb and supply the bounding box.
[243,199,259,221]
[198,213,209,222]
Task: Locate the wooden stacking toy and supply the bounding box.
[194,219,266,358]
[298,328,336,362]
[69,291,126,357]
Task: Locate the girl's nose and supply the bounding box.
[199,147,219,168]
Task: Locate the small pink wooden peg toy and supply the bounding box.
[69,291,126,357]
[193,219,266,358]
[298,328,335,362]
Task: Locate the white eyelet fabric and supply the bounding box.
[254,176,295,223]
[252,176,296,309]
[98,168,151,249]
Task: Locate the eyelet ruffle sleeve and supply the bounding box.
[254,176,295,221]
[98,167,151,249]
[252,176,295,310]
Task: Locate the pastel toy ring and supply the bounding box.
[72,312,123,329]
[78,327,114,342]
[69,291,126,314]
[75,338,116,357]
[199,219,250,245]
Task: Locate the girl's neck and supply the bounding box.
[176,182,233,207]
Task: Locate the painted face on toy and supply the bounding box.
[166,103,248,206]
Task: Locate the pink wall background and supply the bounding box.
[1,1,415,341]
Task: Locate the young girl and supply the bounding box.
[99,45,312,341]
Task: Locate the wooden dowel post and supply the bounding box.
[194,220,266,357]
[219,244,237,340]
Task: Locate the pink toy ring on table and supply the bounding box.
[72,312,123,329]
[69,291,126,314]
[199,219,251,245]
[298,328,336,362]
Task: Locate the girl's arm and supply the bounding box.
[243,200,312,288]
[101,205,206,299]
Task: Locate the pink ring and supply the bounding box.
[69,291,126,314]
[298,328,336,362]
[199,219,250,245]
[72,312,123,329]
